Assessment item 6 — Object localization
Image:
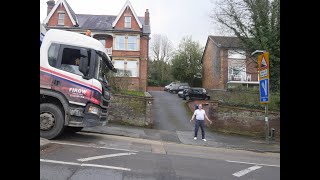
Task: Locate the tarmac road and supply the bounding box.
[149,91,194,132]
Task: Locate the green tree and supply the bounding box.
[212,0,280,92]
[171,36,203,86]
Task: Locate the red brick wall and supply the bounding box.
[139,36,149,92]
[202,39,215,89]
[246,58,258,81]
[47,4,74,27]
[220,49,229,89]
[187,101,280,141]
[112,77,140,90]
[112,51,140,57]
[106,36,113,48]
[114,7,141,31]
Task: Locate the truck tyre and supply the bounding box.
[40,103,65,140]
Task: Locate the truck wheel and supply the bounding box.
[40,103,65,140]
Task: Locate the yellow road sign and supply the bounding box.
[258,52,269,79]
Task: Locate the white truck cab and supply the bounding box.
[40,26,116,139]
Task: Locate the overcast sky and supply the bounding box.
[40,0,219,49]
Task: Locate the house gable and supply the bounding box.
[112,0,142,30]
[44,0,78,26]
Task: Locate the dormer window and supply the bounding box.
[124,16,131,28]
[58,12,65,25]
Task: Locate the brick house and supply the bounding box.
[201,36,259,90]
[43,0,151,92]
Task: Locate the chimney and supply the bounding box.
[47,0,55,15]
[144,9,149,25]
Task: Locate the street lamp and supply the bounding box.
[251,50,266,56]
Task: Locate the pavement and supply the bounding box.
[40,137,51,150]
[40,123,280,153]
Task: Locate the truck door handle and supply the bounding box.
[52,80,60,86]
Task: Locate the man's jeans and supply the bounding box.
[194,120,205,139]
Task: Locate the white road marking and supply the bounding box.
[40,159,79,166]
[77,152,136,162]
[50,141,138,152]
[40,159,131,171]
[81,163,131,171]
[232,165,262,177]
[226,160,280,167]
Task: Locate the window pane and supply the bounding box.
[114,60,125,76]
[125,17,131,28]
[59,48,84,76]
[127,60,138,77]
[48,43,60,67]
[58,13,65,25]
[127,36,137,50]
[228,50,246,59]
[116,36,125,50]
[99,39,106,46]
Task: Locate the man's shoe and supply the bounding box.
[202,139,207,142]
[194,137,197,140]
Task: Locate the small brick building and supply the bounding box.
[201,36,258,90]
[43,0,151,92]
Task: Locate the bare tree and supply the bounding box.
[150,34,174,63]
[148,34,174,85]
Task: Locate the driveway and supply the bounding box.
[149,91,193,131]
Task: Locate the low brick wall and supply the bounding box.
[187,100,280,141]
[147,86,164,91]
[108,92,154,127]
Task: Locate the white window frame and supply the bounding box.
[98,39,106,47]
[114,35,139,51]
[115,35,126,50]
[113,59,139,77]
[228,59,246,81]
[127,36,138,51]
[58,13,65,25]
[228,50,246,59]
[124,16,131,28]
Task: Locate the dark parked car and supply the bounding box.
[178,87,190,98]
[182,88,210,100]
[169,83,189,93]
[177,85,190,92]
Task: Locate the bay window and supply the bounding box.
[114,35,139,51]
[113,59,139,77]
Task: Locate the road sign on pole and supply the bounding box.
[257,51,271,143]
[258,52,270,104]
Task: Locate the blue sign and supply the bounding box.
[260,79,269,103]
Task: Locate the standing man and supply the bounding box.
[190,104,212,141]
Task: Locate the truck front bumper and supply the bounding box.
[68,103,108,127]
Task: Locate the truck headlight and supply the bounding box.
[88,106,100,115]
